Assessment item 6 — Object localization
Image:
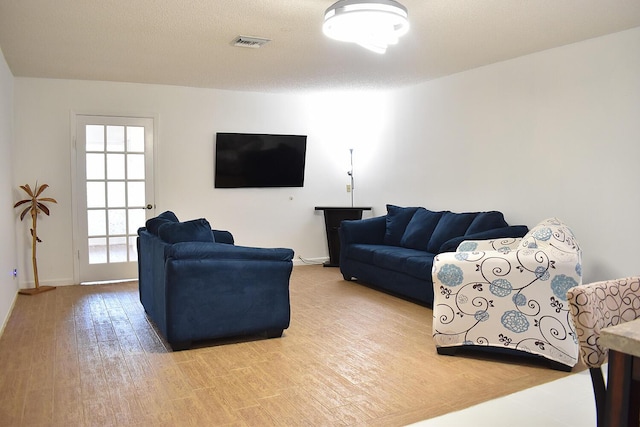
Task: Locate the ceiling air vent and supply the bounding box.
[233,36,270,49]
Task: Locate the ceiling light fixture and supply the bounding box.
[322,0,410,54]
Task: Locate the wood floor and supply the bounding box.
[0,265,578,426]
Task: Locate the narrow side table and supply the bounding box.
[315,207,371,267]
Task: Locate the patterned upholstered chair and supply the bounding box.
[432,218,582,370]
[567,277,640,427]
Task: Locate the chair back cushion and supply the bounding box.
[567,277,640,368]
[519,217,580,254]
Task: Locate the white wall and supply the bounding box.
[364,27,640,282]
[12,80,391,286]
[11,27,640,290]
[0,47,18,331]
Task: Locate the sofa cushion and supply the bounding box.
[439,225,530,253]
[383,205,420,246]
[466,211,508,234]
[400,208,443,251]
[145,211,180,235]
[158,218,214,243]
[426,211,476,253]
[372,246,427,273]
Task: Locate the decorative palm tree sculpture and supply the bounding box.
[14,183,57,295]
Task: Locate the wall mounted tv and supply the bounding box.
[214,132,307,188]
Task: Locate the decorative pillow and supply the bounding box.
[383,205,420,246]
[145,211,179,235]
[400,208,443,251]
[158,218,214,243]
[439,225,529,253]
[426,211,476,253]
[466,211,508,234]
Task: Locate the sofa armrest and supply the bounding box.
[165,242,293,262]
[339,215,387,245]
[212,229,234,244]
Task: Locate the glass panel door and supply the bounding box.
[75,115,154,283]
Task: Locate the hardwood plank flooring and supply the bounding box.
[0,265,580,426]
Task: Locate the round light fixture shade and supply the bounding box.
[323,0,410,54]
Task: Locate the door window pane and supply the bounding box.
[109,237,127,263]
[87,182,106,208]
[127,126,145,152]
[86,125,104,151]
[88,237,107,264]
[129,236,138,262]
[86,153,105,180]
[127,154,145,180]
[128,209,145,234]
[108,209,127,235]
[107,182,126,208]
[87,210,106,236]
[127,182,145,207]
[107,126,125,152]
[107,154,125,179]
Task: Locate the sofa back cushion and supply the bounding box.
[383,205,419,246]
[426,212,477,253]
[158,218,214,243]
[145,210,180,235]
[466,211,508,234]
[400,208,443,251]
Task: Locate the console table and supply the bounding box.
[315,206,371,267]
[600,318,640,427]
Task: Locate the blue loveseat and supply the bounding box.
[137,211,294,350]
[339,205,528,306]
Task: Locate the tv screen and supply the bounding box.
[215,133,307,188]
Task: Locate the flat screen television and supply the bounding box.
[215,132,307,188]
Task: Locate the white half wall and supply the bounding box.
[0,47,17,331]
[10,27,640,289]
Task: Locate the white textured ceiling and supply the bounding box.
[0,0,639,92]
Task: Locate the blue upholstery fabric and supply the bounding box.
[340,206,523,306]
[426,212,477,253]
[439,225,529,253]
[158,218,214,243]
[137,214,294,350]
[466,211,508,234]
[145,210,179,235]
[212,230,234,244]
[400,208,443,250]
[383,205,420,246]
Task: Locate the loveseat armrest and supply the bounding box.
[165,242,293,262]
[212,229,234,244]
[339,215,387,245]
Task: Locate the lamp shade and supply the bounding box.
[323,0,410,54]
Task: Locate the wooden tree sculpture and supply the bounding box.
[14,183,57,295]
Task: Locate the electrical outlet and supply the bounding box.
[346,184,351,193]
[12,269,17,278]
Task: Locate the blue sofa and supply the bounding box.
[339,205,528,306]
[137,211,294,350]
